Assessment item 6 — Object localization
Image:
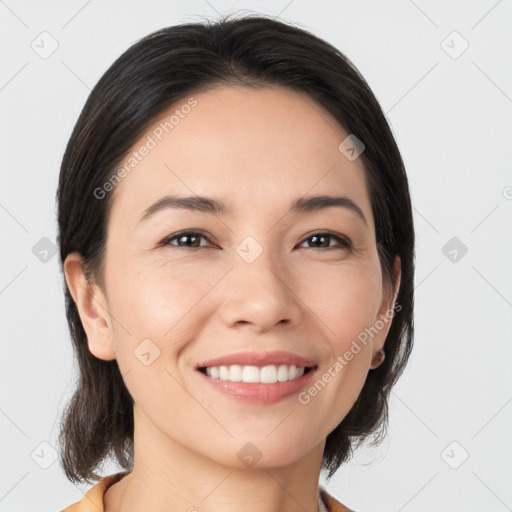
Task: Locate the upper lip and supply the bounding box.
[197,350,317,369]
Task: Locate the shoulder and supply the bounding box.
[60,471,131,512]
[319,486,357,512]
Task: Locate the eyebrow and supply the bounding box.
[139,194,368,227]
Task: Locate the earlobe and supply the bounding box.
[371,255,402,368]
[63,252,116,361]
[377,255,402,319]
[370,348,385,370]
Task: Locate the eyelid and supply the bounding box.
[160,229,218,248]
[298,231,353,250]
[161,229,353,251]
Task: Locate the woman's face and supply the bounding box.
[73,85,399,469]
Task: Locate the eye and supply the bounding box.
[160,230,352,251]
[298,232,352,250]
[161,230,217,249]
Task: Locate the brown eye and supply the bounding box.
[162,230,215,249]
[299,232,352,250]
[161,230,352,251]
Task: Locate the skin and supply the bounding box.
[64,85,401,512]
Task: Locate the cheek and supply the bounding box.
[296,261,382,421]
[108,255,209,328]
[105,270,198,417]
[106,261,222,374]
[300,260,383,351]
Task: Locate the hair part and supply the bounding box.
[56,12,415,484]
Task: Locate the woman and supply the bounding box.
[58,13,415,512]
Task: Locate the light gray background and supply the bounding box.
[1,1,511,511]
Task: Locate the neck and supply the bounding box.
[107,405,325,512]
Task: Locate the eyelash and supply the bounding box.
[160,230,353,251]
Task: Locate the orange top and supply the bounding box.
[61,471,355,512]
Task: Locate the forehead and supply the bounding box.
[108,85,372,228]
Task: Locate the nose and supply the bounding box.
[217,249,302,333]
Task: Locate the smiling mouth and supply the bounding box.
[197,364,316,384]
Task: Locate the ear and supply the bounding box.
[371,255,402,365]
[63,252,116,361]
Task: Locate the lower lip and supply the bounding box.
[197,368,316,404]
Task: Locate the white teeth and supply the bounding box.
[229,364,243,382]
[260,365,277,384]
[277,364,289,382]
[219,366,229,380]
[203,364,308,383]
[242,365,260,383]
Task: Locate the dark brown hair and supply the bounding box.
[56,13,415,484]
